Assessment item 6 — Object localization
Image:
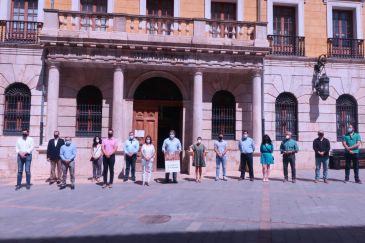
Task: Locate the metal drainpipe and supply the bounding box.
[39,50,47,145]
[51,0,55,9]
[257,0,261,22]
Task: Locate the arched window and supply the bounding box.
[275,92,298,141]
[336,94,358,141]
[3,83,31,135]
[212,90,236,140]
[76,86,102,137]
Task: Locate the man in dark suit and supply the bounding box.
[47,130,65,184]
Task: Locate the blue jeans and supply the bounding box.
[216,156,227,178]
[17,154,32,186]
[315,157,329,180]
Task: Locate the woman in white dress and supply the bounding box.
[141,135,156,186]
[91,136,103,182]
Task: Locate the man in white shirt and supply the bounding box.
[15,128,34,190]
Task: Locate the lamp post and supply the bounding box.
[314,54,330,100]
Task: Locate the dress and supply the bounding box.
[260,143,274,165]
[192,143,206,167]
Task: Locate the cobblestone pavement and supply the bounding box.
[1,169,365,243]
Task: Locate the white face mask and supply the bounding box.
[197,139,202,144]
[285,135,290,140]
[243,134,248,138]
[146,139,151,144]
[96,139,100,143]
[129,135,134,140]
[169,134,175,139]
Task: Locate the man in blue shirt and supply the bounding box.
[123,131,140,182]
[238,131,255,181]
[59,137,77,190]
[162,130,182,183]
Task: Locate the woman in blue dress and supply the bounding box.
[260,134,274,182]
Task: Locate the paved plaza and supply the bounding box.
[1,169,365,243]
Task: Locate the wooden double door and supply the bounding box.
[133,100,182,171]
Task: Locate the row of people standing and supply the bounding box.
[15,125,362,190]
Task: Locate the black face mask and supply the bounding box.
[218,136,223,141]
[108,133,113,138]
[54,135,59,139]
[22,133,28,138]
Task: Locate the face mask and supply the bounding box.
[169,134,175,139]
[285,135,290,140]
[54,134,59,139]
[108,133,113,138]
[65,141,71,146]
[197,139,202,144]
[146,139,151,144]
[129,135,134,140]
[243,134,248,139]
[95,139,100,143]
[22,133,28,138]
[318,133,324,138]
[348,128,353,133]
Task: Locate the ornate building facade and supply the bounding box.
[0,0,364,177]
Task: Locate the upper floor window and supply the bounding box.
[273,6,296,37]
[11,0,38,22]
[212,90,236,140]
[80,0,107,31]
[275,92,298,141]
[3,83,31,136]
[76,86,102,137]
[336,94,358,141]
[333,10,353,40]
[147,0,173,17]
[210,2,236,38]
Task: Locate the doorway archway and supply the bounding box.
[133,77,183,170]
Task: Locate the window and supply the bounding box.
[76,86,102,137]
[275,92,298,141]
[11,0,38,22]
[80,0,107,31]
[273,6,296,37]
[336,94,358,141]
[212,90,236,140]
[3,83,31,136]
[210,2,236,38]
[332,10,354,48]
[146,0,174,35]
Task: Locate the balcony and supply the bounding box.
[267,35,305,56]
[0,20,43,44]
[41,9,269,49]
[327,38,364,59]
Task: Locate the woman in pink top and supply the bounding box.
[101,128,118,189]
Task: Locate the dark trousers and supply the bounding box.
[283,154,296,179]
[240,153,254,179]
[125,154,137,180]
[17,154,32,186]
[345,153,360,180]
[165,172,177,182]
[103,154,115,185]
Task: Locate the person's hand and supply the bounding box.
[128,152,133,157]
[349,150,354,154]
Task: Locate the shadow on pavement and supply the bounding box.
[2,226,365,243]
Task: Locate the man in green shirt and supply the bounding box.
[342,124,362,184]
[280,131,299,183]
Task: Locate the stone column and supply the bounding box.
[252,70,263,143]
[192,71,203,142]
[112,65,125,140]
[46,63,60,141]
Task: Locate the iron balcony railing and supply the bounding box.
[328,38,364,59]
[268,35,305,56]
[0,20,43,44]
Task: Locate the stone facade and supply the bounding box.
[0,0,364,179]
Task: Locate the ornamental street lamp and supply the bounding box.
[314,54,330,100]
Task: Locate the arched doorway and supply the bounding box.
[133,77,183,170]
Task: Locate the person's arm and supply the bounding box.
[60,146,66,161]
[101,140,108,157]
[238,140,242,153]
[113,140,118,155]
[325,139,331,155]
[214,142,220,156]
[280,142,285,154]
[15,139,20,155]
[162,139,166,154]
[270,144,274,153]
[313,139,317,153]
[177,139,182,153]
[348,135,362,150]
[26,138,34,154]
[47,140,52,159]
[223,142,228,156]
[71,145,77,161]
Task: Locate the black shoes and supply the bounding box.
[355,179,362,184]
[59,184,66,190]
[15,185,21,191]
[173,180,178,184]
[26,185,31,190]
[71,185,75,190]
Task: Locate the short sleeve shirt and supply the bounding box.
[214,140,227,156]
[343,133,362,153]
